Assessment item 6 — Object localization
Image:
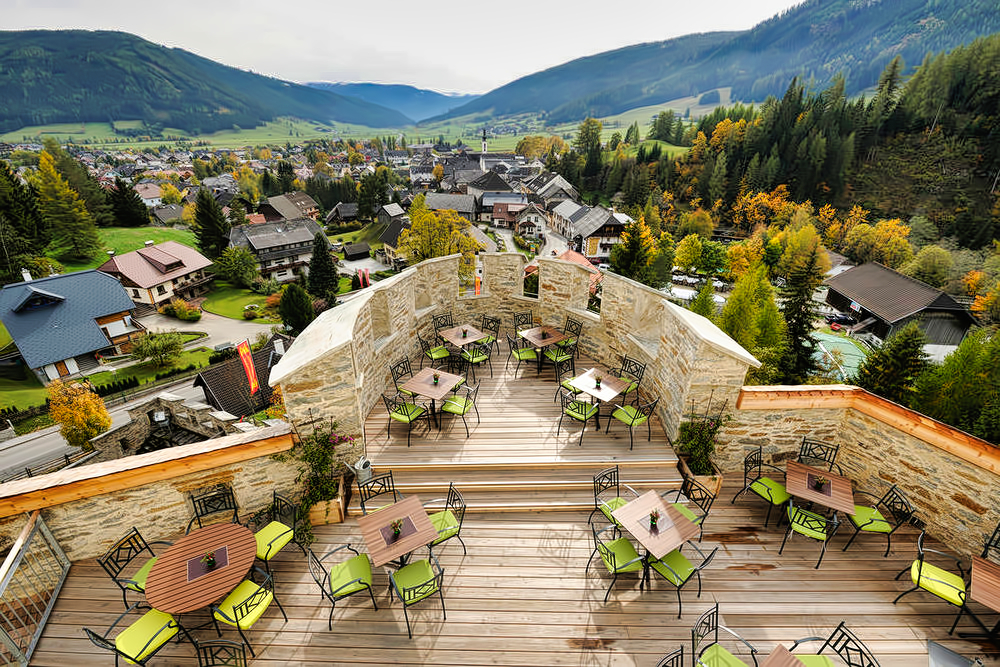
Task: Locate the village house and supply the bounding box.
[228,218,327,283]
[325,202,359,225]
[134,182,162,208]
[515,203,547,238]
[259,192,320,222]
[97,241,214,309]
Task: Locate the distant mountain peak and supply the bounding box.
[307,82,479,122]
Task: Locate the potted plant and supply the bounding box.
[433,372,440,385]
[673,392,730,497]
[201,551,216,570]
[595,374,603,389]
[390,518,403,538]
[462,327,469,338]
[649,509,659,529]
[812,476,829,492]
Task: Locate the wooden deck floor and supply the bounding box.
[33,478,999,666]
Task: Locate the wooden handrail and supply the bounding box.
[0,510,39,585]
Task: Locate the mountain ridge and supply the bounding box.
[307,82,479,123]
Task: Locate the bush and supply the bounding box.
[208,348,239,364]
[328,222,362,234]
[265,292,283,310]
[92,376,141,397]
[251,276,281,295]
[159,298,201,321]
[154,363,198,381]
[243,309,260,320]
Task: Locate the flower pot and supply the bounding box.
[677,456,724,497]
[307,476,346,526]
[204,559,216,570]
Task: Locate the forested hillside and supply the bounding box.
[0,30,411,134]
[435,0,1000,123]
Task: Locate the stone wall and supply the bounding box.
[719,386,1000,557]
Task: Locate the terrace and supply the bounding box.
[1,252,998,665]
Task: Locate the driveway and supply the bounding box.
[137,310,277,350]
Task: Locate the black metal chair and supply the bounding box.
[586,523,645,604]
[306,544,378,630]
[505,332,538,378]
[194,639,250,667]
[730,447,790,527]
[557,390,599,446]
[779,499,840,569]
[789,621,881,667]
[247,491,306,576]
[981,520,1000,559]
[418,333,452,370]
[389,553,446,639]
[480,314,501,355]
[84,603,195,667]
[842,484,915,557]
[98,527,172,609]
[390,357,417,397]
[458,341,493,383]
[615,355,646,404]
[432,312,454,336]
[589,465,639,527]
[691,603,760,667]
[512,311,533,332]
[797,437,843,474]
[440,383,481,438]
[605,397,659,450]
[187,484,240,533]
[662,477,717,540]
[381,392,431,448]
[653,646,685,667]
[210,566,287,657]
[645,541,719,618]
[557,316,583,358]
[357,470,400,515]
[553,356,581,401]
[426,482,468,555]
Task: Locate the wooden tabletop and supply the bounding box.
[519,325,568,349]
[145,522,256,614]
[611,490,701,560]
[439,324,489,348]
[400,367,463,402]
[356,495,437,568]
[972,556,1000,613]
[761,645,807,667]
[569,368,629,403]
[785,460,856,514]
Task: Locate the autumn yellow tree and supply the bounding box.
[843,218,912,268]
[160,182,183,205]
[398,198,482,281]
[48,379,112,448]
[823,204,869,251]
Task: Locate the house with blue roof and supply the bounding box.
[0,270,144,383]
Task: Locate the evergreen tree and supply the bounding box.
[43,139,113,227]
[574,118,604,182]
[0,161,46,281]
[647,231,675,289]
[36,151,102,260]
[108,177,149,227]
[777,246,824,383]
[193,188,231,260]
[609,217,655,283]
[688,280,717,318]
[307,232,339,302]
[853,322,929,406]
[719,264,766,351]
[279,283,316,335]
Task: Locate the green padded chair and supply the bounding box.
[653,646,685,667]
[779,500,840,569]
[389,554,446,639]
[382,392,430,447]
[186,484,241,534]
[440,383,481,438]
[691,603,760,667]
[552,357,581,402]
[893,531,989,635]
[249,491,305,576]
[543,340,577,370]
[557,390,599,446]
[605,397,658,450]
[730,446,791,527]
[797,437,844,474]
[661,477,717,541]
[194,638,249,667]
[505,332,538,377]
[390,357,418,398]
[512,311,533,332]
[480,314,502,355]
[586,523,645,604]
[556,316,583,358]
[615,356,646,405]
[432,312,454,337]
[211,566,287,657]
[789,621,881,667]
[357,470,400,515]
[588,465,639,527]
[645,542,719,618]
[306,544,377,631]
[84,603,194,666]
[418,333,451,370]
[98,527,172,610]
[842,484,914,557]
[426,482,468,555]
[459,341,493,383]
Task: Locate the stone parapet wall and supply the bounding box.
[720,386,1000,557]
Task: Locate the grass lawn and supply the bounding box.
[88,346,214,386]
[0,320,11,350]
[201,281,280,322]
[328,221,386,251]
[0,373,48,410]
[337,276,353,294]
[56,227,197,273]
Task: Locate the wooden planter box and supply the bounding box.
[677,456,724,498]
[306,474,346,526]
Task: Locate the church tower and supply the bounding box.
[481,128,487,153]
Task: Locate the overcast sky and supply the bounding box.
[4,0,804,94]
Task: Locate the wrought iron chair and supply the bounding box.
[586,523,645,604]
[645,541,719,618]
[552,356,581,401]
[730,447,790,527]
[418,333,451,370]
[381,392,430,448]
[389,553,446,639]
[98,527,172,610]
[589,465,639,527]
[248,490,306,576]
[691,603,760,667]
[306,545,378,631]
[842,484,914,557]
[797,437,843,474]
[84,603,195,667]
[779,499,841,569]
[440,383,481,438]
[605,397,658,450]
[432,312,454,337]
[512,311,533,332]
[543,340,577,371]
[557,316,583,358]
[357,470,400,515]
[187,484,240,533]
[459,341,493,383]
[426,482,468,555]
[653,646,685,667]
[557,390,599,446]
[480,314,502,355]
[390,357,417,398]
[211,566,287,657]
[615,355,646,405]
[505,332,538,377]
[662,477,717,540]
[981,520,1000,559]
[194,639,250,667]
[789,621,881,667]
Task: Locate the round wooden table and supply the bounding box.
[145,522,256,614]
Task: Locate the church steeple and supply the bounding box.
[481,128,487,153]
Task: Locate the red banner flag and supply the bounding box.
[237,339,259,395]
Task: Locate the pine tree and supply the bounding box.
[853,322,929,406]
[108,177,149,227]
[777,246,824,383]
[43,139,113,227]
[193,188,231,260]
[307,232,339,302]
[279,283,316,335]
[609,217,656,283]
[688,280,717,318]
[37,151,102,260]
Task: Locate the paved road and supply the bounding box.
[140,310,277,350]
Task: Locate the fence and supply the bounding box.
[0,450,100,484]
[0,511,71,665]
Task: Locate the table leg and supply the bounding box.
[593,398,602,430]
[430,399,439,429]
[957,614,1000,642]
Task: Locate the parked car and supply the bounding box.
[825,312,856,326]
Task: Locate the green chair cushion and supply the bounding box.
[618,378,639,394]
[544,348,572,363]
[390,403,425,423]
[255,521,293,560]
[565,400,598,422]
[461,350,488,364]
[848,505,892,533]
[796,656,836,667]
[214,580,273,629]
[561,379,581,394]
[430,509,461,544]
[451,377,466,391]
[557,337,577,347]
[441,395,473,416]
[124,556,157,592]
[698,642,751,666]
[671,502,702,525]
[749,477,790,506]
[393,559,439,603]
[397,387,417,398]
[116,608,178,664]
[611,405,648,427]
[788,507,831,541]
[513,347,537,361]
[911,560,966,606]
[329,554,374,597]
[649,549,695,586]
[599,496,630,524]
[426,346,450,360]
[601,537,643,574]
[481,335,496,345]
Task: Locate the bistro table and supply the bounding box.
[519,325,569,373]
[760,645,807,667]
[438,324,489,349]
[958,556,1000,642]
[569,368,629,430]
[145,522,256,615]
[785,460,856,515]
[400,366,464,429]
[357,495,438,568]
[612,490,701,584]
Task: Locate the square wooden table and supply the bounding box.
[785,460,856,514]
[400,366,464,428]
[611,490,701,560]
[569,368,629,429]
[438,324,489,349]
[520,325,569,373]
[357,495,438,568]
[961,556,1000,640]
[761,645,807,667]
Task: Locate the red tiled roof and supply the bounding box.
[98,241,213,289]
